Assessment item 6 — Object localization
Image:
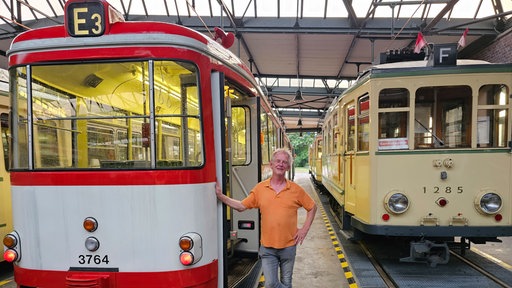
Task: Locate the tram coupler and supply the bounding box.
[400,240,450,267]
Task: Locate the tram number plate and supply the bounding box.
[78,254,110,265]
[423,186,463,194]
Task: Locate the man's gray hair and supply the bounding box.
[271,148,294,166]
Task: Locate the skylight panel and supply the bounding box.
[279,0,298,18]
[0,0,507,27]
[324,1,349,18]
[232,0,253,18]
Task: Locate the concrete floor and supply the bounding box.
[292,171,350,288]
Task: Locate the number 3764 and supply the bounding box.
[423,186,463,194]
[78,254,110,265]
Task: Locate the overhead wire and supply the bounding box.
[385,0,425,51]
[185,0,214,38]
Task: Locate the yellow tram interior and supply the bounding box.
[9,61,257,170]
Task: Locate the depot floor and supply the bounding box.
[289,171,351,288]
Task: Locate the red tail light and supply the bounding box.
[3,249,17,262]
[179,252,194,266]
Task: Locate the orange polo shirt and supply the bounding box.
[241,178,316,249]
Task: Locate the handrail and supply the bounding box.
[232,166,249,197]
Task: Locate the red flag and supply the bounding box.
[458,28,469,48]
[414,32,427,53]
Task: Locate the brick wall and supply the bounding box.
[472,28,512,63]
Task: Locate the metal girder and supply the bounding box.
[0,0,508,133]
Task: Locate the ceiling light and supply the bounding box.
[293,90,304,102]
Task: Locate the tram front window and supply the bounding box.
[414,86,472,149]
[10,61,203,170]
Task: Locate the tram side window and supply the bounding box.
[347,105,356,152]
[232,106,249,165]
[358,95,370,151]
[326,121,332,154]
[269,120,277,154]
[332,112,338,152]
[317,139,322,158]
[477,84,509,148]
[378,88,409,150]
[0,113,8,170]
[260,112,270,165]
[335,109,343,153]
[225,83,251,166]
[415,86,472,149]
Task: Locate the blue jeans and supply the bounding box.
[259,245,297,288]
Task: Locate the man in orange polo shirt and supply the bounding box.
[216,148,317,288]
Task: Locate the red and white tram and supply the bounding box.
[2,0,292,287]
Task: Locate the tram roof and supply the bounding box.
[0,0,510,133]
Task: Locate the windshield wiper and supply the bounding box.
[415,119,444,146]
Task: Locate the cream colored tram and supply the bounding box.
[321,44,512,265]
[309,135,323,185]
[0,69,11,263]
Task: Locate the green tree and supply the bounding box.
[289,132,316,167]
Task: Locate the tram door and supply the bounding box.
[343,103,357,215]
[228,96,261,254]
[213,72,261,287]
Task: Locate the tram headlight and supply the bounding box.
[384,192,409,214]
[475,192,502,214]
[178,232,202,266]
[85,237,100,252]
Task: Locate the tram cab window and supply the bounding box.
[414,86,472,149]
[477,84,509,148]
[378,88,409,150]
[10,60,203,170]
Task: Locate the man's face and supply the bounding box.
[270,152,290,176]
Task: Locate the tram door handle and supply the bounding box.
[345,153,354,188]
[232,167,249,197]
